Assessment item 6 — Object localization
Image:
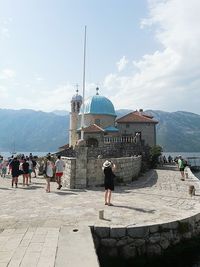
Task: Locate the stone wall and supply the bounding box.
[62,152,142,189]
[87,156,142,187]
[86,143,148,159]
[92,214,200,260]
[62,157,76,188]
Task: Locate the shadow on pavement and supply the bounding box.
[0,187,12,190]
[54,191,77,196]
[18,185,44,190]
[113,204,156,213]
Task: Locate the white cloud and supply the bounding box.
[0,86,9,98]
[116,56,129,72]
[0,18,12,39]
[13,84,75,112]
[103,0,200,114]
[0,69,16,80]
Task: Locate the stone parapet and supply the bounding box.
[62,154,141,188]
[92,213,200,259]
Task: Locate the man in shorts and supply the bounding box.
[55,155,65,190]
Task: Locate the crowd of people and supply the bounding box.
[158,154,189,180]
[0,153,66,193]
[158,154,173,165]
[0,152,191,206]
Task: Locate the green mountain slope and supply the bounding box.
[0,109,200,152]
[0,109,69,152]
[146,110,200,152]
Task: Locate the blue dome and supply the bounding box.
[80,95,116,116]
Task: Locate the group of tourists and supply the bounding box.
[158,154,173,166]
[0,151,192,206]
[1,154,37,187]
[44,155,65,193]
[0,154,66,193]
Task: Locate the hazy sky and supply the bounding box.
[0,0,200,114]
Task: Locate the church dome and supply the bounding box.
[80,94,116,116]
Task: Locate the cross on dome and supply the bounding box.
[76,84,79,95]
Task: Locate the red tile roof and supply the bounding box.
[79,124,105,133]
[116,111,158,123]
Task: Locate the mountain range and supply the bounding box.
[0,108,200,152]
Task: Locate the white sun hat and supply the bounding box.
[103,160,112,168]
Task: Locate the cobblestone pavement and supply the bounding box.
[0,167,200,229]
[0,166,200,266]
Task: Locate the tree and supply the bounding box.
[149,145,163,168]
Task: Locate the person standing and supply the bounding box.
[55,155,65,190]
[10,157,20,188]
[8,155,13,175]
[0,157,3,177]
[45,156,54,193]
[22,158,29,186]
[28,157,33,184]
[178,155,185,180]
[2,159,8,178]
[32,157,37,178]
[102,160,116,206]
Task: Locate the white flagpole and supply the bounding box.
[81,25,87,140]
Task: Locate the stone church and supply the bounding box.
[69,87,158,149]
[59,87,158,189]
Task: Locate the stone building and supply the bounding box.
[69,87,158,148]
[59,87,159,189]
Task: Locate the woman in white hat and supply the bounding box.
[102,160,116,206]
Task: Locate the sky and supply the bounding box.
[0,0,200,114]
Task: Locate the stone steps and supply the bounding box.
[55,226,99,267]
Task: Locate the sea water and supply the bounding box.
[0,151,54,158]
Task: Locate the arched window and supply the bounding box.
[77,102,80,112]
[72,102,76,112]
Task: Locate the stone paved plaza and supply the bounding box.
[0,166,200,266]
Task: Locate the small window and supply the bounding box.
[126,124,130,128]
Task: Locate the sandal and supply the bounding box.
[108,203,114,206]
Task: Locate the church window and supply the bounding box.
[73,103,75,112]
[77,102,80,112]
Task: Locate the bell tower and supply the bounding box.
[69,87,82,147]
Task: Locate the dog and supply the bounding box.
[189,185,195,196]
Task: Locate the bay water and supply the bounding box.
[0,151,54,158]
